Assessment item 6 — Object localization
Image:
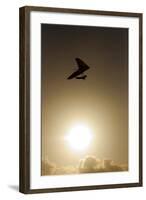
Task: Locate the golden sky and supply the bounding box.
[41,24,128,167]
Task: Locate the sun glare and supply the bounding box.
[66,124,92,151]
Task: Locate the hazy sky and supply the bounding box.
[41,24,128,166]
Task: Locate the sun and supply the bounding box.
[66,124,92,151]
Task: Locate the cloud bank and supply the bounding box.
[42,155,128,176]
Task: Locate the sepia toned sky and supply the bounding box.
[41,23,128,166]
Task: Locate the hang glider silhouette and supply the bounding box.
[67,58,90,80]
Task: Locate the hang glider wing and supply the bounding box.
[76,58,90,70]
[67,58,90,80]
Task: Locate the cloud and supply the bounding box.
[55,165,77,175]
[102,159,128,172]
[41,160,56,175]
[78,155,100,173]
[41,159,77,175]
[41,156,128,176]
[78,156,128,173]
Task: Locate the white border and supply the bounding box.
[30,11,139,189]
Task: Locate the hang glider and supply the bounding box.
[67,58,90,80]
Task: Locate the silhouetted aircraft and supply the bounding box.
[67,58,90,80]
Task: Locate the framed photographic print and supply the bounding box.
[19,6,143,194]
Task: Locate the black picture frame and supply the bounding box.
[19,6,143,194]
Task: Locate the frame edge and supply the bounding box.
[19,6,30,194]
[138,13,143,187]
[20,5,143,17]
